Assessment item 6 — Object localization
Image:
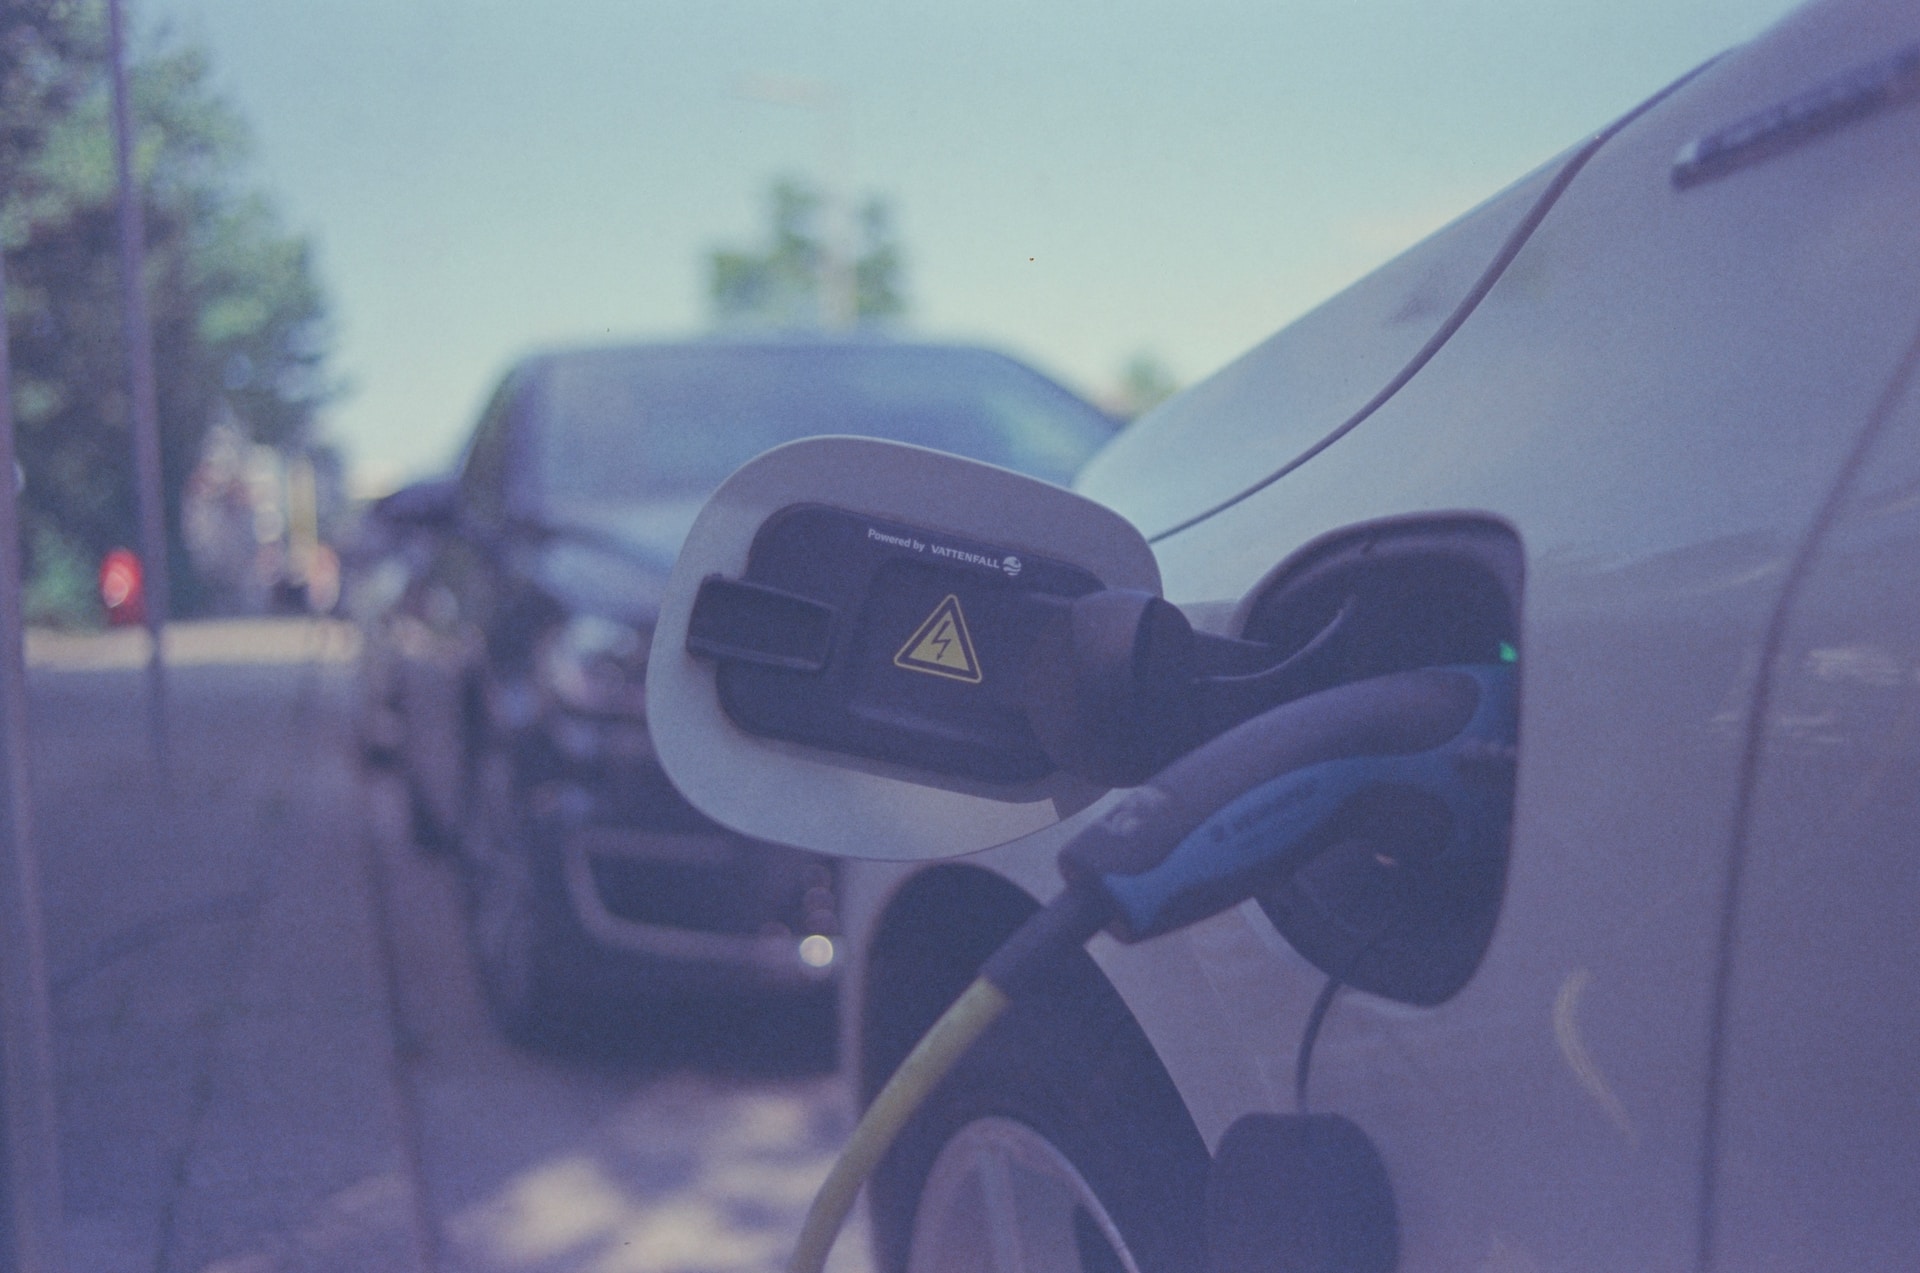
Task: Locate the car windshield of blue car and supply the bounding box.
[530,343,1114,502]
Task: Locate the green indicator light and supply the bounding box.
[1498,641,1518,664]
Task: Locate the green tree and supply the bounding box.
[851,195,904,322]
[709,175,906,329]
[2,7,334,619]
[0,2,94,200]
[1113,350,1179,420]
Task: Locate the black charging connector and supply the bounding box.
[1022,588,1360,787]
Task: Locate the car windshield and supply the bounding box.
[528,343,1113,503]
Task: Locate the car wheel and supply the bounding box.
[870,944,1209,1273]
[461,745,607,1047]
[907,1116,1141,1273]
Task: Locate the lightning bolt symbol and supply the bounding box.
[896,597,981,681]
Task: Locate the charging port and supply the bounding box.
[686,503,1108,784]
[1239,513,1523,1005]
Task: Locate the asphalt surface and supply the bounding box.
[31,619,872,1273]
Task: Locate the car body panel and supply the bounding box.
[1713,336,1920,1269]
[1091,5,1920,1267]
[1075,156,1570,541]
[814,3,1920,1269]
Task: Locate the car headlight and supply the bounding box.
[537,614,653,718]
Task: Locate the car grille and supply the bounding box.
[585,838,837,938]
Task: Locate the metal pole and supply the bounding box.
[0,243,70,1273]
[107,0,171,782]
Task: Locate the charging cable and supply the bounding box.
[788,663,1516,1273]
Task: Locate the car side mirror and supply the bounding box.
[647,437,1160,861]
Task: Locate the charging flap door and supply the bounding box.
[648,437,1160,860]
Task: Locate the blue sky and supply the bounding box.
[146,0,1805,493]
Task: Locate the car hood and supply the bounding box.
[529,496,708,625]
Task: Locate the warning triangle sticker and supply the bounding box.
[893,594,983,683]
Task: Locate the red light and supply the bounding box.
[100,549,145,625]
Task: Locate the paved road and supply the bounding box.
[32,619,872,1273]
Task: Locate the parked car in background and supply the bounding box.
[643,2,1920,1269]
[379,335,1115,1043]
[343,476,456,774]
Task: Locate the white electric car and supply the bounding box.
[650,1,1920,1269]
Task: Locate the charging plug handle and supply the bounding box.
[1058,665,1515,944]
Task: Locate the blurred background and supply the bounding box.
[0,2,1804,1271]
[3,0,1805,627]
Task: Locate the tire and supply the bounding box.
[870,944,1210,1273]
[460,744,621,1048]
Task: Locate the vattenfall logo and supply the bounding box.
[867,525,1024,578]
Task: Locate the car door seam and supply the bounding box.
[1694,313,1920,1273]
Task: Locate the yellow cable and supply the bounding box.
[788,976,1011,1273]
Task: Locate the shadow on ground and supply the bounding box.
[528,991,841,1084]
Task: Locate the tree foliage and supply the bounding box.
[1113,350,1179,420]
[709,175,905,329]
[1,2,333,617]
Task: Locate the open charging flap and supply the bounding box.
[648,437,1160,861]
